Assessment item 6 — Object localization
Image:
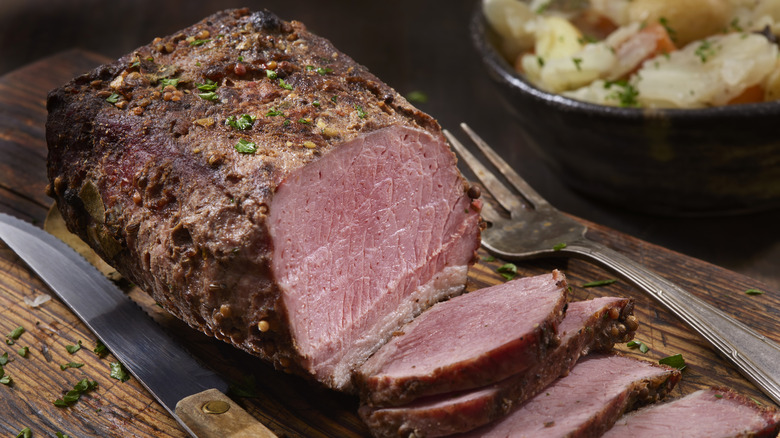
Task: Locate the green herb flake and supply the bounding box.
[0,352,8,365]
[278,78,293,90]
[312,100,321,107]
[695,40,716,63]
[283,119,291,126]
[60,362,85,371]
[714,393,724,398]
[110,361,130,382]
[745,288,765,295]
[265,108,283,117]
[553,242,567,251]
[659,353,686,370]
[66,340,82,354]
[497,263,518,281]
[130,60,140,68]
[195,79,218,92]
[6,326,24,345]
[626,340,650,354]
[106,93,120,104]
[0,374,11,385]
[266,69,278,80]
[189,38,212,46]
[16,427,31,438]
[331,95,338,103]
[159,78,180,90]
[234,139,257,154]
[572,57,583,71]
[406,90,429,104]
[298,118,311,124]
[658,17,677,42]
[54,378,98,407]
[237,56,244,62]
[537,56,545,68]
[93,340,108,358]
[482,255,496,262]
[604,80,640,108]
[582,279,617,288]
[225,114,257,130]
[355,105,368,119]
[17,346,28,357]
[198,91,219,102]
[729,18,743,32]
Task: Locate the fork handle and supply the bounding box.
[565,238,780,405]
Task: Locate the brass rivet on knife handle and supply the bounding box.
[175,388,278,438]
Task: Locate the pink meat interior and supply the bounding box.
[269,124,479,387]
[373,273,564,378]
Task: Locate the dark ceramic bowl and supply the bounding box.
[471,8,780,216]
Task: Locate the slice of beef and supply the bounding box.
[603,387,780,438]
[356,271,569,407]
[45,8,481,390]
[457,354,681,438]
[360,296,638,438]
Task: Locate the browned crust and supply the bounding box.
[45,8,458,382]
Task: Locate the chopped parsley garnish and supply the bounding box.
[331,95,338,103]
[406,90,429,104]
[729,18,743,32]
[626,340,649,353]
[659,17,677,42]
[537,56,545,68]
[53,378,98,407]
[237,56,244,62]
[572,57,583,71]
[93,340,109,358]
[6,326,24,345]
[130,60,140,68]
[278,78,293,90]
[312,100,321,107]
[17,346,28,357]
[659,353,686,370]
[234,139,257,154]
[106,93,120,104]
[16,427,31,438]
[298,118,311,124]
[745,288,765,295]
[582,279,617,288]
[355,104,368,119]
[283,119,291,126]
[266,69,278,80]
[715,393,724,398]
[553,242,567,251]
[265,108,283,117]
[604,80,640,108]
[695,40,716,63]
[110,362,131,382]
[483,255,496,262]
[198,91,219,101]
[66,340,82,354]
[225,114,257,130]
[159,78,180,90]
[189,38,212,46]
[195,79,218,92]
[497,263,518,281]
[60,362,85,371]
[306,65,333,75]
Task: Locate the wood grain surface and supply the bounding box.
[1,49,778,438]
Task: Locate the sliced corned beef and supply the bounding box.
[456,354,681,438]
[603,387,780,438]
[355,271,569,407]
[360,296,638,438]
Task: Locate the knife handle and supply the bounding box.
[175,389,277,438]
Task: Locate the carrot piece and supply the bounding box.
[727,84,765,105]
[641,22,677,58]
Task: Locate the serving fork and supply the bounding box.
[444,123,780,405]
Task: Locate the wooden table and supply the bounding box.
[1,49,778,438]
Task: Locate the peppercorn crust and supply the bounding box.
[45,8,469,383]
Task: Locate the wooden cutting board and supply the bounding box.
[1,49,778,437]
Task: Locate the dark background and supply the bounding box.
[2,0,777,289]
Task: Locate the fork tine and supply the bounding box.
[443,129,524,216]
[460,123,551,209]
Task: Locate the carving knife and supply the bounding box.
[0,212,277,438]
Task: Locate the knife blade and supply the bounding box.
[0,212,277,438]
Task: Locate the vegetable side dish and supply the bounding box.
[484,0,780,108]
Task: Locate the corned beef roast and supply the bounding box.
[45,8,481,390]
[457,354,682,438]
[360,296,638,438]
[356,271,568,407]
[603,387,780,438]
